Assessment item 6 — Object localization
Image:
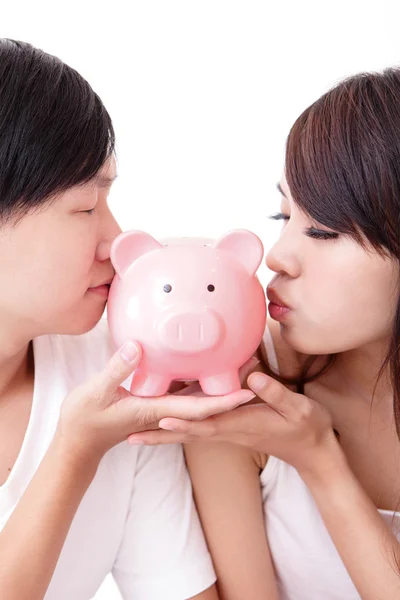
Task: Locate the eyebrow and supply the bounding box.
[276,182,287,198]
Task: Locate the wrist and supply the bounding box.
[296,432,349,489]
[51,427,102,481]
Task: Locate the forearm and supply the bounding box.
[300,444,400,600]
[0,431,99,600]
[190,583,220,599]
[185,442,279,600]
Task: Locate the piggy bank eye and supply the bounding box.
[207,284,215,292]
[163,284,172,293]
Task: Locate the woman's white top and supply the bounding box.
[261,326,400,599]
[0,319,215,600]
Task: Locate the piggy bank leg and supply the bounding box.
[129,368,171,397]
[199,371,241,396]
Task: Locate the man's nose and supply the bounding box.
[95,210,122,262]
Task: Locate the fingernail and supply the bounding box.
[159,420,176,431]
[120,341,138,363]
[127,437,144,445]
[159,424,176,431]
[239,391,256,404]
[249,372,267,392]
[249,357,260,368]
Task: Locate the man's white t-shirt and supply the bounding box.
[0,319,216,600]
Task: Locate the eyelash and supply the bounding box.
[82,208,96,215]
[269,212,339,240]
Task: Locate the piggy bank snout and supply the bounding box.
[159,310,222,353]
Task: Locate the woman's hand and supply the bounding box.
[127,370,341,477]
[56,340,256,464]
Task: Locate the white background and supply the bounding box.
[1,1,400,598]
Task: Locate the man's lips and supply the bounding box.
[87,284,110,297]
[90,276,114,288]
[88,275,114,296]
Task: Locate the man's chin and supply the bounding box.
[58,306,106,336]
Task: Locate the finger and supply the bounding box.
[129,420,160,434]
[239,356,260,383]
[247,372,288,414]
[96,341,142,399]
[127,430,197,445]
[131,388,256,424]
[174,381,201,396]
[167,380,188,393]
[159,415,222,437]
[158,404,269,440]
[173,359,260,396]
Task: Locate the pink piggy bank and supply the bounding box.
[107,229,266,397]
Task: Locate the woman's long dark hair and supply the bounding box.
[262,68,400,434]
[0,39,115,225]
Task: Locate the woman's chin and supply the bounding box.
[279,326,322,355]
[283,331,338,357]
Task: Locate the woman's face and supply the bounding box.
[265,174,398,355]
[0,156,121,339]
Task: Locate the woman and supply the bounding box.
[0,39,258,600]
[131,69,400,599]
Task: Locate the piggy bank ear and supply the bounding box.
[214,229,264,275]
[111,230,162,278]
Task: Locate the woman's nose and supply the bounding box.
[265,237,302,278]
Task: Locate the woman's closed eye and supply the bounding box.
[268,212,339,241]
[305,227,339,240]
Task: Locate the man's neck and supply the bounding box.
[0,340,34,401]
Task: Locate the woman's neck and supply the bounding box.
[329,337,392,405]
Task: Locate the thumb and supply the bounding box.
[239,355,260,384]
[96,340,142,399]
[247,372,287,413]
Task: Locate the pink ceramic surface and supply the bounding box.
[107,229,266,396]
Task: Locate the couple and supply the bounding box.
[0,39,398,600]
